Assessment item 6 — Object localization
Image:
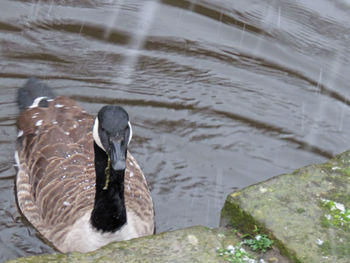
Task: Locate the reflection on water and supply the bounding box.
[1,0,350,261]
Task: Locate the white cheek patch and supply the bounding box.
[128,121,133,145]
[29,96,49,109]
[14,151,20,167]
[93,118,105,151]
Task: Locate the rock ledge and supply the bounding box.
[221,150,350,263]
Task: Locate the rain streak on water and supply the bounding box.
[1,0,350,261]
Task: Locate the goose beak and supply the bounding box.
[110,140,126,171]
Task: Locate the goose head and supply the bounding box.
[93,106,133,172]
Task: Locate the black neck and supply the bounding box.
[90,142,127,232]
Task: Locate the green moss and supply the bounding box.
[320,240,331,255]
[320,216,332,229]
[320,199,350,232]
[320,239,350,259]
[321,162,336,170]
[318,198,350,259]
[217,244,256,263]
[221,195,301,263]
[221,196,258,235]
[296,208,306,214]
[341,167,350,177]
[320,159,350,176]
[325,192,350,206]
[326,175,349,188]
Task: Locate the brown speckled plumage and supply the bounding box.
[16,96,154,252]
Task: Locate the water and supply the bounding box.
[1,0,350,261]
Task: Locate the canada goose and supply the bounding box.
[15,78,155,253]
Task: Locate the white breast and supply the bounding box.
[59,209,143,253]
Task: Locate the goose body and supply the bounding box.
[15,78,154,253]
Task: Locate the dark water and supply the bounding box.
[1,0,350,261]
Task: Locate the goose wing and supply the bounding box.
[16,97,96,245]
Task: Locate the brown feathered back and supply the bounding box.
[16,96,154,251]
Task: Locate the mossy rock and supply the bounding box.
[5,226,240,263]
[220,150,350,263]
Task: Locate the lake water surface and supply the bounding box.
[1,0,350,261]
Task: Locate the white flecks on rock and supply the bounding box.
[35,120,43,126]
[259,187,268,193]
[65,132,70,135]
[226,245,235,251]
[55,104,64,108]
[239,247,246,253]
[52,120,58,124]
[335,202,345,213]
[323,198,346,213]
[316,238,324,245]
[187,234,198,245]
[130,171,134,177]
[63,201,71,206]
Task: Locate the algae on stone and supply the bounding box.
[220,150,350,263]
